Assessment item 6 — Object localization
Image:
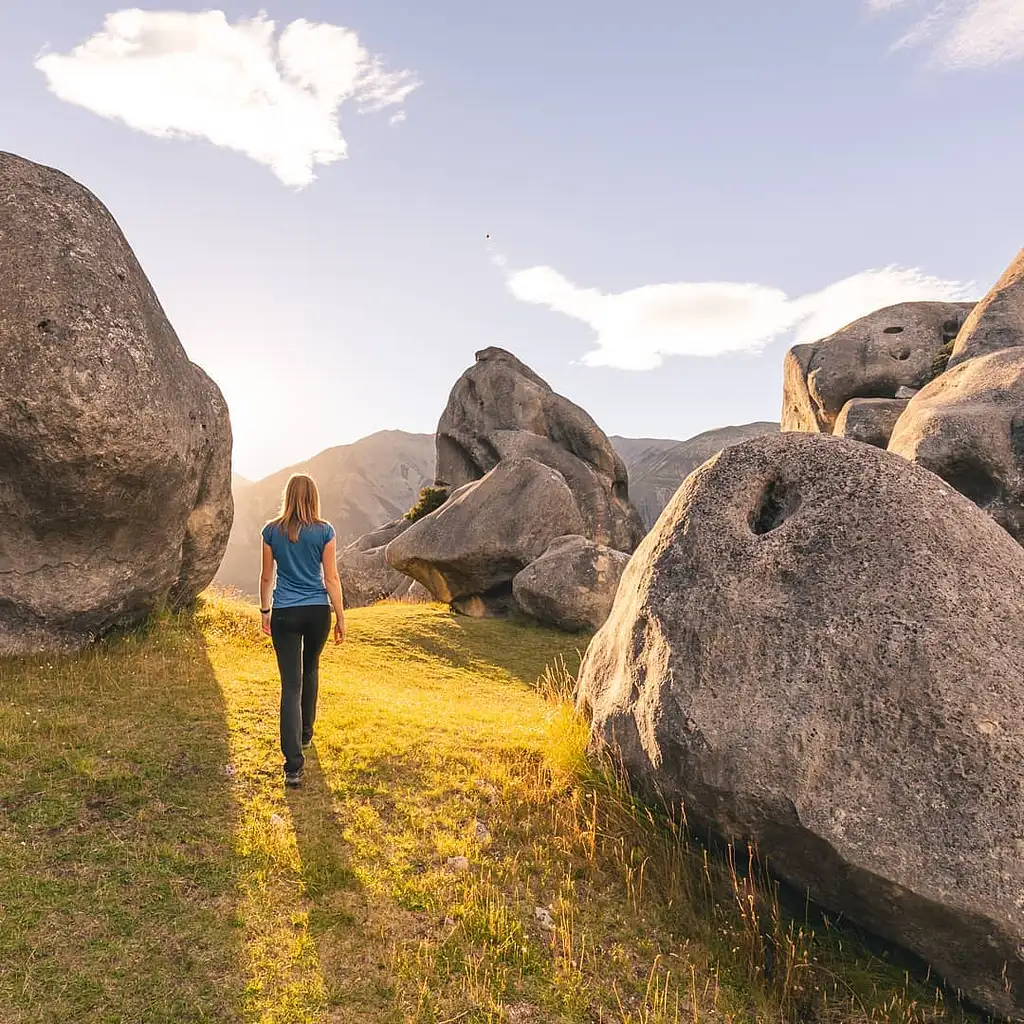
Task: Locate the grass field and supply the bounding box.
[0,596,980,1023]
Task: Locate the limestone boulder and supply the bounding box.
[781,302,974,434]
[338,519,413,608]
[833,397,908,449]
[512,536,630,632]
[577,432,1024,1020]
[435,347,645,552]
[0,152,233,653]
[949,249,1024,367]
[385,458,585,614]
[889,348,1024,543]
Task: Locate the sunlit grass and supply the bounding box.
[0,595,980,1022]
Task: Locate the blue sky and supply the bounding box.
[3,1,1022,478]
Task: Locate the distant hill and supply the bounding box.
[216,430,434,596]
[217,422,779,595]
[612,423,780,528]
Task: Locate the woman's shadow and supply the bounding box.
[285,745,397,1020]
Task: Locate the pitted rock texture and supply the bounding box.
[577,432,1024,1020]
[781,302,974,434]
[0,152,232,652]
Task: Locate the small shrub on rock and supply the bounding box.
[404,486,450,523]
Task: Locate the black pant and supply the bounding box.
[270,604,331,773]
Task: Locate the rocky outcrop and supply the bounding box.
[385,458,586,616]
[577,432,1024,1020]
[833,398,908,449]
[0,152,233,653]
[338,519,413,608]
[889,348,1024,543]
[512,536,629,632]
[781,302,974,434]
[435,348,645,552]
[614,424,780,527]
[949,249,1024,367]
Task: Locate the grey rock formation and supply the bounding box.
[833,398,908,449]
[781,302,974,434]
[216,430,434,597]
[889,348,1024,543]
[0,152,232,653]
[435,348,645,552]
[385,458,585,615]
[577,432,1024,1020]
[512,536,630,632]
[614,424,780,527]
[338,519,413,608]
[949,249,1024,367]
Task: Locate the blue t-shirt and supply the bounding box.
[261,520,336,608]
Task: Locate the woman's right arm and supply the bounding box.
[321,538,346,643]
[259,540,274,635]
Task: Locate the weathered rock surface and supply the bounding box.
[0,152,233,653]
[614,424,780,527]
[435,348,645,552]
[889,348,1024,543]
[338,519,413,608]
[950,249,1024,368]
[781,302,974,434]
[577,432,1024,1019]
[386,458,585,614]
[833,398,908,449]
[512,536,630,632]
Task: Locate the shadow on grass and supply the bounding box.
[0,611,244,1023]
[404,611,587,685]
[286,746,399,1021]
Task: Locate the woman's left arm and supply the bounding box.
[321,538,346,643]
[259,541,274,635]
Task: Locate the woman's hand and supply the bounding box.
[334,617,346,644]
[261,611,272,636]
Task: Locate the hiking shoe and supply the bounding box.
[284,768,304,788]
[302,734,313,748]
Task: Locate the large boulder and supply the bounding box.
[949,249,1024,367]
[833,397,908,449]
[889,348,1024,543]
[386,458,585,615]
[781,302,974,434]
[512,536,630,632]
[338,519,413,608]
[577,432,1024,1020]
[0,152,232,653]
[435,347,645,552]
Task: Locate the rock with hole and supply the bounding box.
[0,152,233,653]
[781,302,974,434]
[833,397,908,449]
[577,432,1024,1019]
[889,347,1024,543]
[385,458,586,616]
[435,347,645,552]
[512,535,630,632]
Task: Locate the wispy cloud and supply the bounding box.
[35,9,420,187]
[869,0,1024,69]
[506,264,975,370]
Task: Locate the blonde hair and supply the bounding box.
[271,474,323,543]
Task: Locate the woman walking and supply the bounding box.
[259,474,345,787]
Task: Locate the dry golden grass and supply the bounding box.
[0,595,981,1023]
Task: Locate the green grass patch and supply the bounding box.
[0,596,981,1022]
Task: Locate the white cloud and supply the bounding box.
[506,264,974,370]
[35,9,419,187]
[869,0,1024,68]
